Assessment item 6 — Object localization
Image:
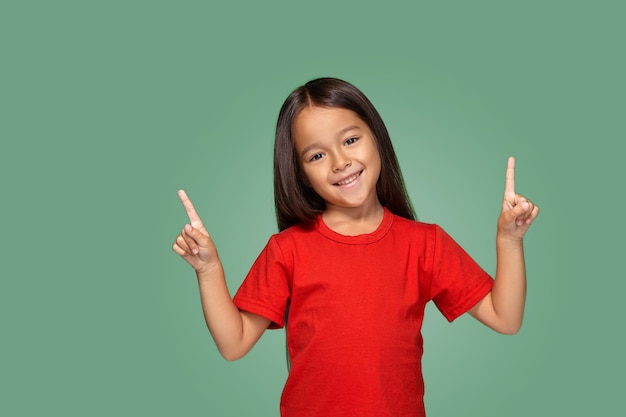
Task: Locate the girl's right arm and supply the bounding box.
[172,190,271,361]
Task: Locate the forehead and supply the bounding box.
[293,106,369,147]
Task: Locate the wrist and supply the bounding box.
[496,233,523,248]
[195,260,224,283]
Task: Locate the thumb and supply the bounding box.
[514,200,530,214]
[184,224,211,244]
[504,200,530,225]
[184,224,216,259]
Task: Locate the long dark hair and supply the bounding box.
[274,77,416,231]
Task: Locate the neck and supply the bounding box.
[322,201,385,236]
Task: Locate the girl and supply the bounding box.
[172,78,539,417]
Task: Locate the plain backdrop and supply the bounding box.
[2,1,624,416]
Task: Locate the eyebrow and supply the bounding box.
[299,125,361,157]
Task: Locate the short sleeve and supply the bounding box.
[429,225,494,322]
[233,235,292,329]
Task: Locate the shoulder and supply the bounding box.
[273,221,316,240]
[388,214,464,253]
[265,221,317,251]
[389,213,441,236]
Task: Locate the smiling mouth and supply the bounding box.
[334,170,362,186]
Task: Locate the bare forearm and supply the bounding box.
[492,236,527,333]
[469,157,537,333]
[173,191,268,360]
[195,263,249,360]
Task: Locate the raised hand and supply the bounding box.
[498,157,539,241]
[172,190,220,273]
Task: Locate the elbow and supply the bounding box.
[496,321,523,335]
[220,350,244,362]
[218,346,249,362]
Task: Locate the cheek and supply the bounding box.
[302,165,331,193]
[370,148,382,177]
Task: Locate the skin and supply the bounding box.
[172,106,539,360]
[172,189,270,361]
[293,106,384,235]
[467,156,539,334]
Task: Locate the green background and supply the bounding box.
[2,1,623,415]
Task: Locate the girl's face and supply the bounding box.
[293,106,382,214]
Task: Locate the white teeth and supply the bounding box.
[336,172,360,185]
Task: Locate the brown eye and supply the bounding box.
[345,137,358,145]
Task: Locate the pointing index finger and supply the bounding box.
[505,156,516,198]
[178,189,205,229]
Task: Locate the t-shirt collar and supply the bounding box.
[313,207,394,244]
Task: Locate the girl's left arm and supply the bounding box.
[468,157,539,334]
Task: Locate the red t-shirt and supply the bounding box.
[233,208,493,417]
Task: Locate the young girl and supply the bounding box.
[172,78,539,417]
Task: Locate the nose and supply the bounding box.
[332,152,352,172]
